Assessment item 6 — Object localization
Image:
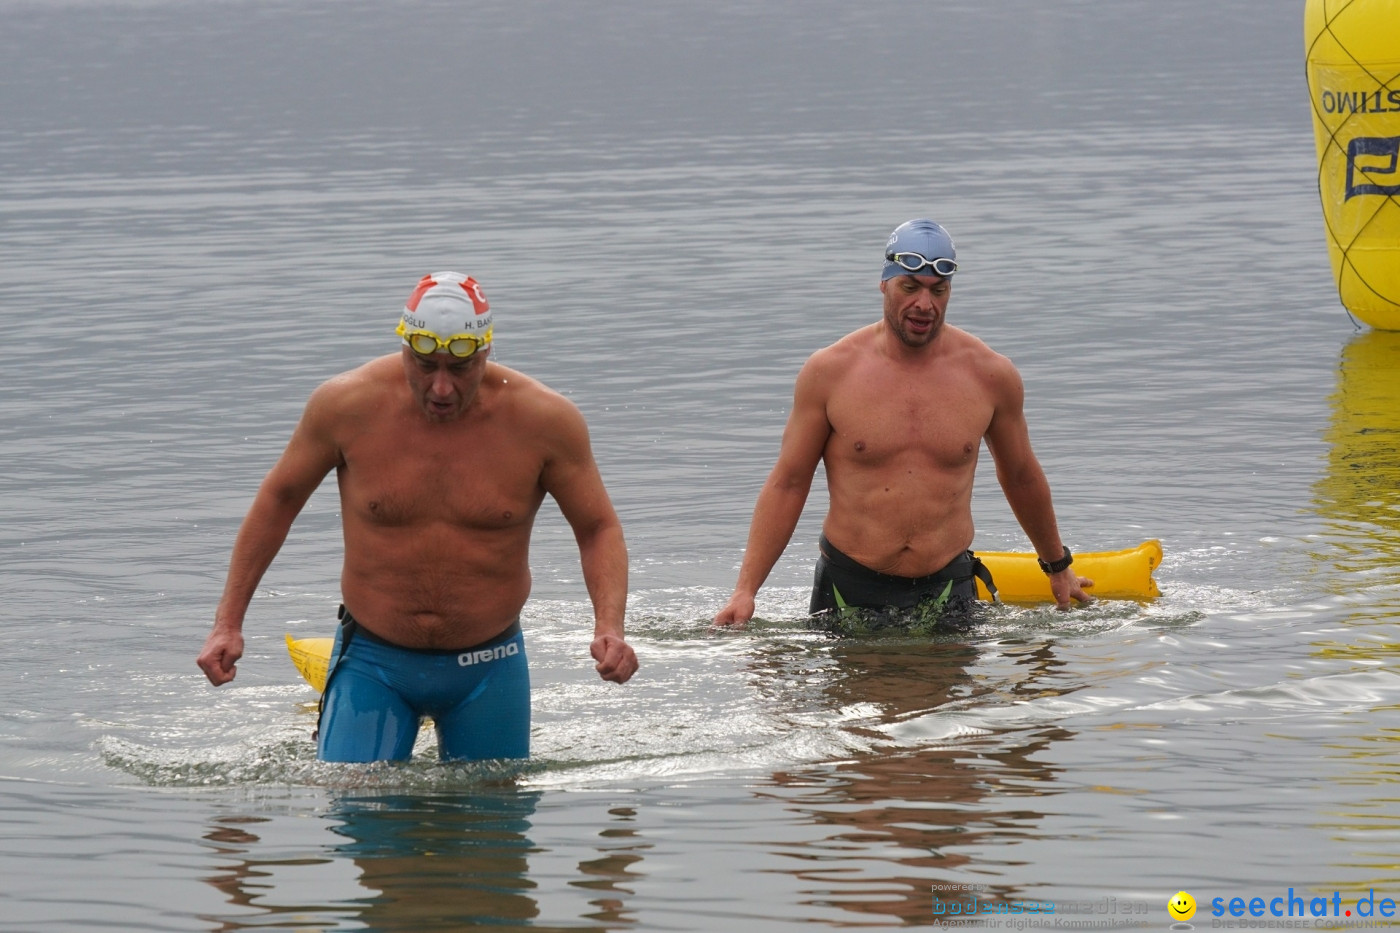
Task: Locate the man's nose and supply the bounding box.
[430,368,454,395]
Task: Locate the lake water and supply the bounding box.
[4,0,1399,930]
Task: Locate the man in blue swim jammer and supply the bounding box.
[198,272,637,762]
[714,220,1092,626]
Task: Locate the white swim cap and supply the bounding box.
[398,272,493,354]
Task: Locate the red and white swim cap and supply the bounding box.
[399,272,492,345]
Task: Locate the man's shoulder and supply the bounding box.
[807,323,879,366]
[487,362,561,402]
[943,325,1014,366]
[939,327,1024,404]
[482,365,596,458]
[293,356,407,432]
[486,363,584,422]
[312,354,401,402]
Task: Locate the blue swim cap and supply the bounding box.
[881,219,957,281]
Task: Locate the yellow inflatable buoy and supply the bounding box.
[975,539,1162,604]
[285,632,333,693]
[1305,0,1400,329]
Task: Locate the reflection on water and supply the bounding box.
[1315,330,1400,584]
[202,788,644,931]
[1308,330,1400,881]
[751,636,1063,924]
[327,792,544,928]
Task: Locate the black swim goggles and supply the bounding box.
[885,251,959,277]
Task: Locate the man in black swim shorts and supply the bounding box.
[714,220,1091,628]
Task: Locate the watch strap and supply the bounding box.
[1038,546,1073,575]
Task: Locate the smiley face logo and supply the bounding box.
[1168,891,1197,921]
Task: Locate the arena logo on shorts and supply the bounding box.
[458,641,520,667]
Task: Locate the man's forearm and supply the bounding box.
[732,478,811,599]
[577,521,629,638]
[214,491,305,630]
[999,468,1065,559]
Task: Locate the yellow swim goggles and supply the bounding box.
[396,320,493,358]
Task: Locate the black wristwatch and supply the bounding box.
[1037,546,1073,575]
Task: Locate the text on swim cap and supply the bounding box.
[401,313,491,332]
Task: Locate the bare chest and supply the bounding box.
[825,365,993,470]
[338,418,546,530]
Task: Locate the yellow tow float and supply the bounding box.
[975,539,1162,604]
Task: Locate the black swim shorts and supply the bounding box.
[809,535,997,628]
